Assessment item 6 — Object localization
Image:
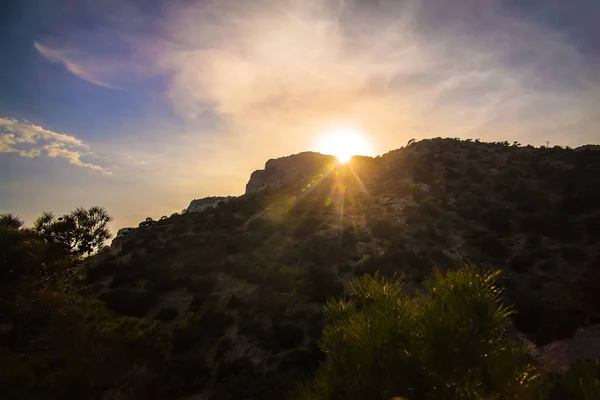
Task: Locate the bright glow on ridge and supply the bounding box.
[317,130,372,163]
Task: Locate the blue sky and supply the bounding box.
[1,0,599,232]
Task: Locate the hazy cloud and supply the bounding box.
[158,0,599,152]
[34,41,125,90]
[7,0,598,230]
[0,118,111,173]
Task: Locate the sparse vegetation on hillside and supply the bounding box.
[1,139,599,399]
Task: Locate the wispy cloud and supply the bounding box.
[122,152,147,165]
[0,117,111,173]
[34,41,125,90]
[8,0,598,230]
[158,0,599,152]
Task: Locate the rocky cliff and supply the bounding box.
[109,227,134,254]
[185,196,233,213]
[245,152,337,194]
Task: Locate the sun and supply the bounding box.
[317,129,372,163]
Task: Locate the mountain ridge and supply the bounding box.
[94,138,599,398]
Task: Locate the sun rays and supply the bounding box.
[317,129,373,163]
[246,158,373,262]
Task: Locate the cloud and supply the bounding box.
[34,41,125,90]
[122,152,147,165]
[0,117,111,173]
[9,0,599,231]
[157,0,599,155]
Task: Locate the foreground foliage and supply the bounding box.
[0,211,170,399]
[296,265,598,400]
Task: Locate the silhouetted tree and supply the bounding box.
[34,206,112,258]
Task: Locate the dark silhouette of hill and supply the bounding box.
[3,138,599,399]
[84,138,600,398]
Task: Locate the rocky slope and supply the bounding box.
[185,196,233,213]
[245,152,336,194]
[94,138,600,399]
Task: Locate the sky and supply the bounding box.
[1,0,599,232]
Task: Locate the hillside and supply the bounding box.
[82,138,600,398]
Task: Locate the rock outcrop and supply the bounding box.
[185,196,233,213]
[245,152,337,194]
[539,324,600,373]
[110,227,134,254]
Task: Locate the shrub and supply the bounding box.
[508,253,538,272]
[161,357,210,397]
[156,307,179,322]
[300,265,344,303]
[262,324,304,350]
[560,246,588,263]
[239,319,265,337]
[538,259,558,271]
[98,289,158,318]
[369,218,395,239]
[548,359,600,399]
[189,275,218,294]
[279,349,323,377]
[473,233,509,259]
[295,265,545,400]
[226,294,247,309]
[216,358,255,383]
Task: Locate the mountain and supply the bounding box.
[88,138,600,399]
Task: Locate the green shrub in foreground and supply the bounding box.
[295,264,546,400]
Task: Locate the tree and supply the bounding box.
[34,206,112,258]
[0,214,30,282]
[295,265,546,400]
[0,213,60,286]
[1,207,170,399]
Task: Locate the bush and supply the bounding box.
[98,289,158,318]
[548,359,600,399]
[161,357,210,397]
[279,349,323,377]
[369,218,395,239]
[262,324,304,350]
[239,319,265,337]
[300,265,344,303]
[472,233,509,259]
[295,265,545,400]
[508,253,538,272]
[156,307,179,322]
[216,358,254,383]
[560,246,588,263]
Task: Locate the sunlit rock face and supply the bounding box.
[110,227,135,254]
[185,196,233,213]
[245,152,337,194]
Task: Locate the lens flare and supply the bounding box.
[317,130,372,162]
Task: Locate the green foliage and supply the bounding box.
[0,290,170,399]
[34,206,112,258]
[0,213,41,284]
[0,208,172,399]
[156,307,179,322]
[98,289,158,317]
[262,324,304,350]
[300,264,344,303]
[548,359,600,399]
[295,265,545,400]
